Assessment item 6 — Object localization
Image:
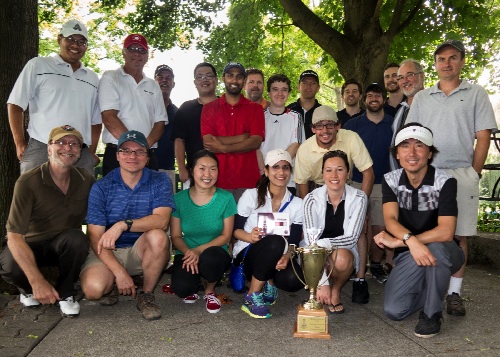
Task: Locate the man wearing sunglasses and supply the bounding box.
[99,34,167,176]
[7,19,101,175]
[0,125,95,317]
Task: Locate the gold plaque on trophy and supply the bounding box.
[294,305,330,339]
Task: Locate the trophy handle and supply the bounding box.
[289,244,308,287]
[317,248,338,286]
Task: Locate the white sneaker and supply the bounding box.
[20,293,41,307]
[59,296,80,317]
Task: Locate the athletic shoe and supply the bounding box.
[203,292,221,314]
[137,292,161,321]
[19,293,41,307]
[183,294,200,304]
[352,279,370,304]
[414,311,443,338]
[370,263,388,284]
[241,292,271,319]
[446,292,466,316]
[59,296,80,317]
[99,286,119,306]
[262,281,278,305]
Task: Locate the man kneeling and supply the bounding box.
[80,130,175,320]
[374,123,464,338]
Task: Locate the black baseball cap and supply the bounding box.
[299,70,319,83]
[434,39,465,57]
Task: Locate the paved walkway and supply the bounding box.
[1,265,499,357]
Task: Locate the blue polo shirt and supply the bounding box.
[343,113,393,184]
[87,167,175,247]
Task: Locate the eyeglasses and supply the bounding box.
[64,36,88,47]
[117,148,148,157]
[396,72,422,82]
[51,140,81,148]
[312,122,337,130]
[195,74,216,81]
[127,46,148,55]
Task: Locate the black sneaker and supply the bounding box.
[446,293,466,316]
[414,311,443,338]
[370,263,388,284]
[352,279,369,304]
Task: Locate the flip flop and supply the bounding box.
[329,303,345,314]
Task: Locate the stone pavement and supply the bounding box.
[1,264,499,357]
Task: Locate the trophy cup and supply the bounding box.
[290,228,334,339]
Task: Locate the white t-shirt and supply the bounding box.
[98,66,167,147]
[8,55,100,145]
[233,188,303,257]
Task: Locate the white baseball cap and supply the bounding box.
[265,149,292,166]
[395,125,433,146]
[60,19,88,40]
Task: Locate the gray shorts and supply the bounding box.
[351,182,384,226]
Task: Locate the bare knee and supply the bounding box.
[143,229,169,252]
[81,267,113,300]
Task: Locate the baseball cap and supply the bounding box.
[60,19,88,40]
[395,125,433,146]
[365,83,384,94]
[312,105,338,124]
[118,130,149,149]
[434,39,465,57]
[123,34,148,50]
[299,70,319,83]
[48,125,84,144]
[265,149,292,167]
[223,62,245,76]
[155,65,174,78]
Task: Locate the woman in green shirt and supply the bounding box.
[170,150,237,314]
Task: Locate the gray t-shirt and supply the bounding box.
[406,80,497,169]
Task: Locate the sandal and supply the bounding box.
[328,303,345,314]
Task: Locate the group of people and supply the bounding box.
[0,18,497,340]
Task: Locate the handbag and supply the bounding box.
[229,194,295,292]
[229,245,249,292]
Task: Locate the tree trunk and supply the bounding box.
[0,0,38,243]
[279,0,402,86]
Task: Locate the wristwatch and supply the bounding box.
[402,233,413,245]
[124,219,133,232]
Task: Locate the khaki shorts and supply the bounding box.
[351,182,384,226]
[80,242,143,276]
[443,167,480,236]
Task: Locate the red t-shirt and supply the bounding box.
[201,94,265,189]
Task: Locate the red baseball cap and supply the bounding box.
[123,34,148,50]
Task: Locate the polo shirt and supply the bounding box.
[294,129,373,185]
[7,162,95,243]
[287,99,321,139]
[170,99,206,168]
[336,108,364,127]
[157,100,178,170]
[7,55,100,145]
[382,165,457,256]
[343,113,393,183]
[406,80,497,169]
[200,94,265,189]
[87,167,175,248]
[98,66,168,147]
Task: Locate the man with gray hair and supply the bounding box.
[8,19,101,175]
[389,59,425,171]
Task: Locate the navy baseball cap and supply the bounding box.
[118,130,149,149]
[223,62,246,76]
[365,83,384,93]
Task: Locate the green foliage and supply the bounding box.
[477,202,500,232]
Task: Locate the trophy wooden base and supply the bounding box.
[293,305,330,339]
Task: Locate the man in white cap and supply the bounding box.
[7,19,101,175]
[294,104,374,304]
[99,34,167,176]
[375,123,464,338]
[0,125,95,317]
[406,39,497,316]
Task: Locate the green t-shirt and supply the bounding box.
[172,188,237,253]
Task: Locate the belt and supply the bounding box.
[106,143,155,153]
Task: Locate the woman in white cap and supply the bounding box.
[302,150,368,314]
[233,149,303,319]
[170,149,237,314]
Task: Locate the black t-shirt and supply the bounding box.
[170,98,206,168]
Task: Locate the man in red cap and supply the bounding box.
[98,34,168,176]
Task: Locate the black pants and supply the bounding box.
[235,235,304,293]
[171,246,231,298]
[102,145,159,176]
[0,229,89,298]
